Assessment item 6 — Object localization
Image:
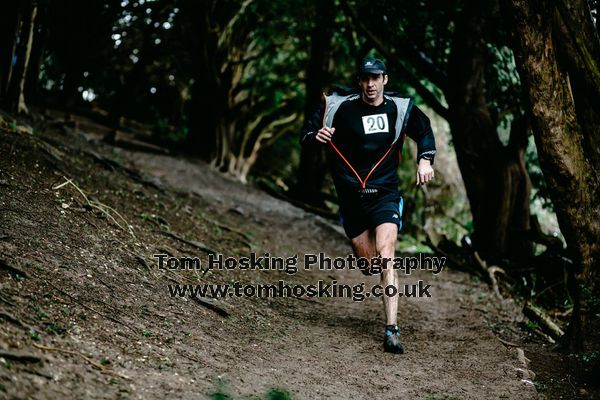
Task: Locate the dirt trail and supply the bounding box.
[0,120,537,399]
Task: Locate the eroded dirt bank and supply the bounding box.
[0,118,539,399]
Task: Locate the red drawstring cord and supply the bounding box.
[322,93,403,189]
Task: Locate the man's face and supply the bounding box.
[358,73,388,105]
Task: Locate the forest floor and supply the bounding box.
[0,111,593,399]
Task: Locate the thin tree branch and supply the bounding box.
[379,15,449,90]
[406,42,449,90]
[341,0,450,120]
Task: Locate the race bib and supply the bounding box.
[361,113,389,134]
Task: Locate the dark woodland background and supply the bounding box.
[1,0,598,361]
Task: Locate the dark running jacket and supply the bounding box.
[300,89,436,196]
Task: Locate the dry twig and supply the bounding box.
[52,177,135,239]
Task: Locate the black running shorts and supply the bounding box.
[338,190,404,239]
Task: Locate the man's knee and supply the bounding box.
[376,242,395,258]
[375,223,398,255]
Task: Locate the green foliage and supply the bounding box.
[153,116,189,143]
[265,389,291,400]
[526,136,554,211]
[425,395,462,400]
[533,381,547,392]
[46,323,66,335]
[158,357,173,370]
[485,44,523,138]
[210,378,291,400]
[569,352,600,363]
[36,306,47,320]
[30,330,41,342]
[397,235,433,254]
[525,321,539,331]
[250,131,302,186]
[140,212,168,227]
[581,285,600,318]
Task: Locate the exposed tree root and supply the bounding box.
[190,296,230,318]
[497,337,520,347]
[156,230,216,255]
[0,311,29,329]
[32,342,131,381]
[474,251,509,299]
[0,259,27,278]
[0,350,42,363]
[523,300,565,339]
[515,347,536,383]
[44,279,140,336]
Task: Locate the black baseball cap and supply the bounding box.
[358,57,386,76]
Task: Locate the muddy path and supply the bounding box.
[0,118,538,399]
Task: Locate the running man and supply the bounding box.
[300,57,436,353]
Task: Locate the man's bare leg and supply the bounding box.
[375,223,399,325]
[350,229,377,273]
[350,224,403,353]
[350,224,399,321]
[375,223,403,353]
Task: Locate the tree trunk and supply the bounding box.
[595,0,600,37]
[293,0,335,207]
[182,0,224,160]
[7,1,36,114]
[553,0,600,170]
[17,5,37,114]
[507,0,600,352]
[186,0,299,183]
[24,1,48,104]
[234,107,298,182]
[446,0,533,262]
[0,2,22,101]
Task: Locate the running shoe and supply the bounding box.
[383,324,404,354]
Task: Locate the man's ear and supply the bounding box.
[383,74,388,85]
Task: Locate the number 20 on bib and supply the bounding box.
[361,113,389,134]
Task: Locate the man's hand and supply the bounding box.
[315,127,335,143]
[416,159,434,185]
